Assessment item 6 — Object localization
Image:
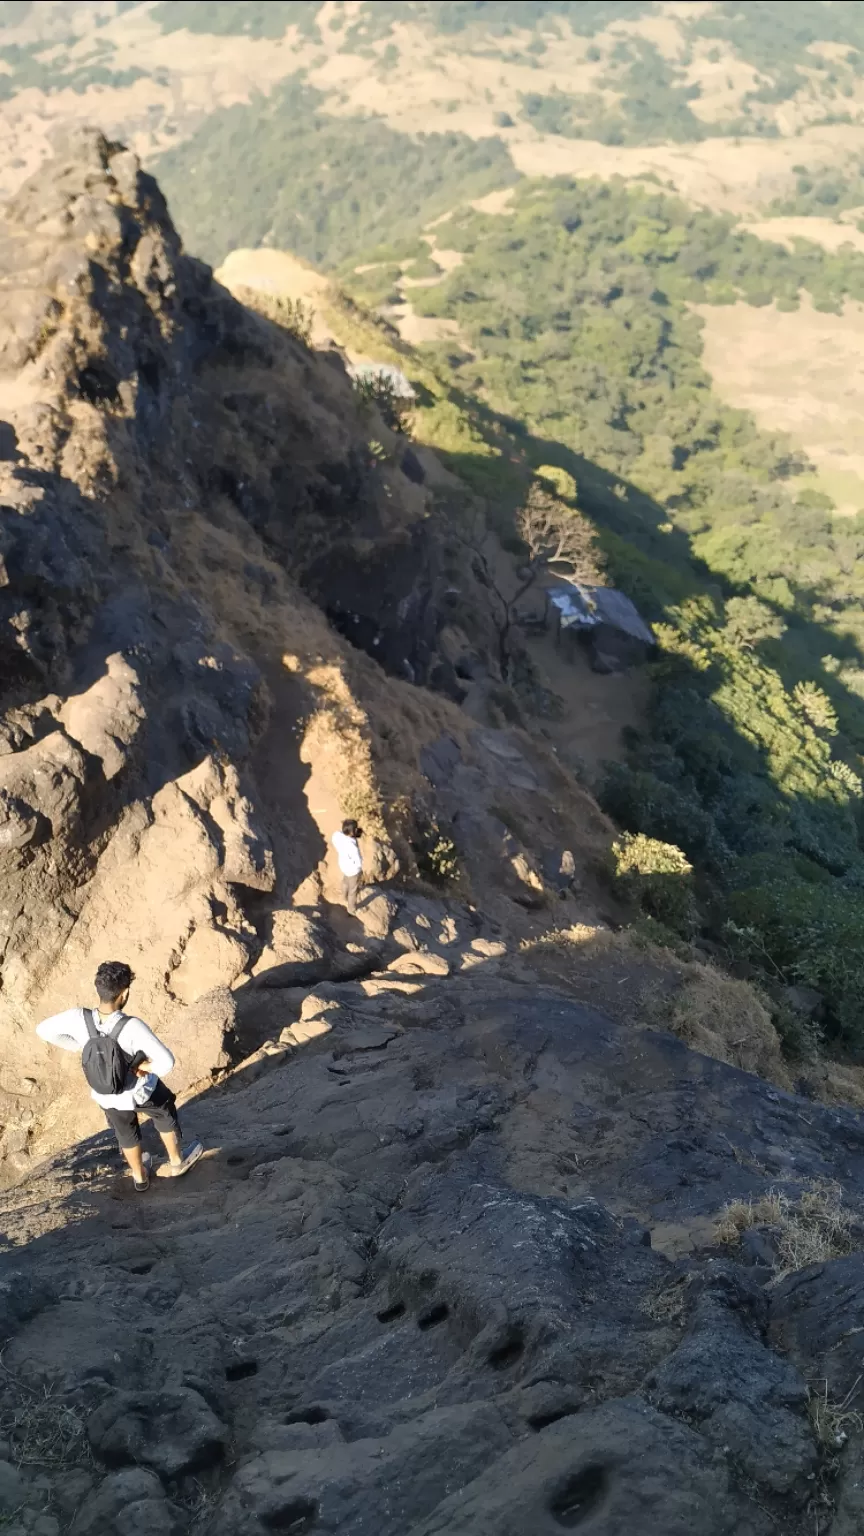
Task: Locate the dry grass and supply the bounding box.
[696,294,864,514]
[658,967,788,1085]
[716,1180,858,1278]
[229,285,314,347]
[525,925,789,1084]
[809,1376,864,1451]
[640,1276,690,1326]
[0,1358,91,1470]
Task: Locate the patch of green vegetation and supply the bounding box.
[344,263,405,310]
[318,291,503,480]
[405,253,443,280]
[382,174,864,1044]
[344,2,655,44]
[155,78,517,267]
[150,2,322,38]
[769,160,864,217]
[0,42,146,99]
[687,0,864,95]
[612,831,697,935]
[514,37,708,146]
[593,38,707,144]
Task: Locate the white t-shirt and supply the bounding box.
[35,1008,175,1110]
[332,831,362,876]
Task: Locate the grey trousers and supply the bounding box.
[342,873,360,913]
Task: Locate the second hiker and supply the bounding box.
[332,818,363,914]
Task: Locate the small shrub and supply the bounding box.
[413,817,460,885]
[723,595,786,649]
[727,880,864,1045]
[353,372,414,435]
[793,681,838,736]
[611,831,697,935]
[809,1378,864,1450]
[0,1371,92,1468]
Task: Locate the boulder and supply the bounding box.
[831,1438,864,1536]
[649,1300,815,1495]
[0,1270,55,1343]
[407,1399,771,1536]
[87,1387,229,1478]
[168,986,235,1095]
[71,1469,183,1536]
[4,1301,146,1391]
[0,1460,26,1515]
[170,925,251,1004]
[387,951,450,978]
[209,1404,514,1536]
[356,890,397,941]
[252,908,331,986]
[58,654,145,780]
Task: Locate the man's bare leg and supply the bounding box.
[121,1143,147,1183]
[157,1128,184,1170]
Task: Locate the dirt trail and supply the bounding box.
[484,535,648,781]
[524,626,649,785]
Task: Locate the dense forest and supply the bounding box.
[156,81,516,268]
[341,177,864,1049]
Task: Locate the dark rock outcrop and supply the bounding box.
[0,982,862,1532]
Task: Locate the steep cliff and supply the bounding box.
[0,129,613,1179]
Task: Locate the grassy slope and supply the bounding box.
[333,176,864,1049]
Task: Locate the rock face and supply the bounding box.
[0,981,863,1532]
[0,129,620,1180]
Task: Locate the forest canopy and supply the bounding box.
[156,80,517,268]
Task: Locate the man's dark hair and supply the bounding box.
[342,819,361,838]
[94,961,134,1003]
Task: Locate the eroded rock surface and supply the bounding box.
[0,982,861,1532]
[0,130,619,1182]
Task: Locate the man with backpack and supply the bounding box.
[36,960,203,1192]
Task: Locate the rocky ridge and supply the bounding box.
[0,126,614,1179]
[2,131,864,1535]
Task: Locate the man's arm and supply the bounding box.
[122,1018,175,1079]
[35,1009,87,1052]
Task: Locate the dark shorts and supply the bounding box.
[103,1079,181,1151]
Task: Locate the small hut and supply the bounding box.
[549,584,654,673]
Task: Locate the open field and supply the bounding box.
[696,294,864,514]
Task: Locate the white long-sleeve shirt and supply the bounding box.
[36,1008,175,1110]
[332,831,362,876]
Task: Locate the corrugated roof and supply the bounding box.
[548,584,653,645]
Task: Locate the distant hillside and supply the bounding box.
[5,2,864,224]
[154,79,517,268]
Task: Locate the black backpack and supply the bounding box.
[81,1010,131,1095]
